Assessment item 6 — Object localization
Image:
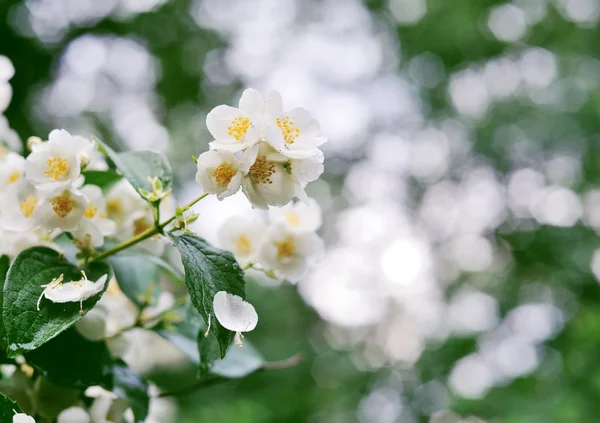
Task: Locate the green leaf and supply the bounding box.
[109,254,160,307]
[25,329,113,389]
[96,138,172,203]
[82,170,123,192]
[3,247,112,357]
[197,330,220,375]
[0,255,9,345]
[0,391,23,420]
[168,234,246,358]
[113,360,149,423]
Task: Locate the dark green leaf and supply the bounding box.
[0,391,23,421]
[25,329,113,389]
[197,330,220,375]
[96,138,172,203]
[113,360,149,423]
[0,255,9,346]
[3,247,112,357]
[168,234,246,358]
[109,254,160,307]
[82,170,123,192]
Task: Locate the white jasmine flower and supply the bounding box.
[195,146,258,200]
[37,272,107,314]
[57,407,90,423]
[241,142,296,209]
[0,116,22,157]
[268,198,322,233]
[71,185,117,247]
[140,291,175,323]
[0,56,14,114]
[105,179,148,226]
[0,183,40,232]
[25,129,94,191]
[121,208,167,255]
[207,88,266,152]
[217,215,267,265]
[34,188,87,232]
[264,91,325,159]
[0,229,56,259]
[75,306,108,342]
[85,385,117,423]
[213,291,258,347]
[258,224,324,282]
[13,413,35,423]
[290,150,324,190]
[0,152,25,192]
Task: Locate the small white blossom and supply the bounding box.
[195,146,257,200]
[0,183,40,232]
[71,185,117,247]
[213,291,258,347]
[0,55,14,114]
[0,229,56,259]
[258,223,324,282]
[25,129,94,192]
[34,188,87,232]
[13,413,35,423]
[0,152,25,193]
[57,407,90,423]
[0,116,22,157]
[264,91,326,159]
[268,198,322,233]
[207,89,266,152]
[37,272,107,314]
[217,215,267,266]
[140,291,175,323]
[241,142,296,209]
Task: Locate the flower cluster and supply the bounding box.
[195,89,325,209]
[217,198,324,281]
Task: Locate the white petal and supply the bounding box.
[0,56,15,81]
[57,407,90,423]
[13,413,36,423]
[238,88,265,118]
[213,291,258,333]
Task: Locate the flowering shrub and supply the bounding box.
[0,56,325,422]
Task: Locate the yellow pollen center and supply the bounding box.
[106,199,122,216]
[276,237,296,259]
[7,172,20,184]
[84,203,98,219]
[285,212,300,226]
[249,156,275,184]
[213,163,236,187]
[236,234,252,255]
[19,195,38,218]
[51,195,73,218]
[228,116,252,142]
[276,116,300,145]
[134,218,151,236]
[44,157,69,181]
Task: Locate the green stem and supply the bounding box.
[83,192,209,265]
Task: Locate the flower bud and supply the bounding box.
[26,136,43,150]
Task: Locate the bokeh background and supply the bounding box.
[3,0,600,421]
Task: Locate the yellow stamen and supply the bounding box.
[227,116,252,142]
[134,217,151,236]
[106,199,122,216]
[236,234,252,255]
[44,157,69,181]
[213,163,235,187]
[84,203,98,219]
[19,195,38,218]
[276,237,296,259]
[276,116,300,145]
[51,195,73,218]
[249,156,275,184]
[7,172,20,184]
[285,212,300,226]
